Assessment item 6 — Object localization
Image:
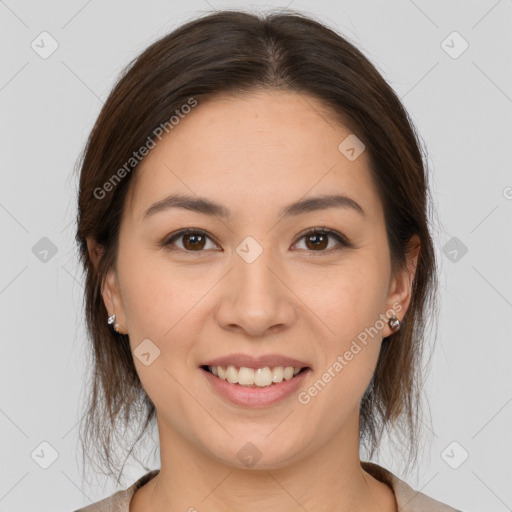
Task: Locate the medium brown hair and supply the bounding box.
[75,9,438,485]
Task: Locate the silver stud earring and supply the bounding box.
[388,315,401,332]
[107,314,120,333]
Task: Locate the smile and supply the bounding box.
[200,365,311,407]
[203,364,307,387]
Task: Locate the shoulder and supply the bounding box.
[73,488,130,512]
[73,469,160,512]
[361,461,463,512]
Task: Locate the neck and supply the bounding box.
[133,414,396,512]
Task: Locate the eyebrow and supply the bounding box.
[142,192,365,221]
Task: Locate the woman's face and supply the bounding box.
[99,90,416,469]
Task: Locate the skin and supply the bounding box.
[87,90,419,512]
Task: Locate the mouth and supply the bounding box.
[200,364,310,388]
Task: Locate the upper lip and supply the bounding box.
[201,353,311,370]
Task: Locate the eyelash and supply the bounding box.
[161,227,352,255]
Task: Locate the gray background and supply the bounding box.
[1,0,511,511]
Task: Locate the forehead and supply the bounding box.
[127,90,381,222]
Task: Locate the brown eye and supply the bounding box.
[163,227,351,255]
[304,232,329,250]
[182,232,206,250]
[293,228,351,254]
[164,229,217,252]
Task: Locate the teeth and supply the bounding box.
[273,366,284,382]
[208,365,304,387]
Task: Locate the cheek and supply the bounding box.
[298,267,388,425]
[118,257,204,414]
[297,257,389,345]
[118,247,203,337]
[294,255,390,409]
[118,253,212,396]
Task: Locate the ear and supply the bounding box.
[382,234,421,337]
[86,237,127,335]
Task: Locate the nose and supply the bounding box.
[214,244,297,338]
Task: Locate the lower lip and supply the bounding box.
[200,367,311,407]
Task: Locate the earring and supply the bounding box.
[107,313,120,333]
[388,315,401,332]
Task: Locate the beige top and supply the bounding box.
[74,461,462,511]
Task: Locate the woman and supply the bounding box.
[73,9,461,512]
